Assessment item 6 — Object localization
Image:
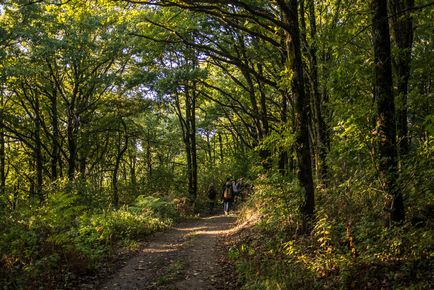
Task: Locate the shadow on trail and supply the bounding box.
[99,213,237,290]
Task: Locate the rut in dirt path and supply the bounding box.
[100,214,238,290]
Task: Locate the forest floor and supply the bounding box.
[79,212,241,290]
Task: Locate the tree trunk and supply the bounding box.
[281,0,315,233]
[67,108,77,181]
[79,157,86,186]
[183,86,197,204]
[50,92,60,180]
[129,148,137,188]
[278,91,289,175]
[206,132,213,167]
[308,0,329,182]
[0,95,5,204]
[185,120,193,203]
[112,123,129,208]
[218,132,224,162]
[34,96,44,203]
[390,0,414,157]
[191,86,198,202]
[256,64,272,170]
[371,0,405,224]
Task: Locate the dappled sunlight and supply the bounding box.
[142,242,182,252]
[193,228,234,236]
[173,226,207,232]
[201,214,231,221]
[142,246,179,254]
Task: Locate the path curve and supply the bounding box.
[99,214,237,290]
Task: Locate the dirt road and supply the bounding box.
[99,214,238,290]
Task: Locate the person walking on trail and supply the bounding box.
[207,183,217,214]
[222,178,233,215]
[232,179,240,199]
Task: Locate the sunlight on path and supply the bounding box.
[99,213,237,290]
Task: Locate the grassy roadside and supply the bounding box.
[228,176,433,289]
[0,194,180,289]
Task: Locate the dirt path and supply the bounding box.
[99,214,238,290]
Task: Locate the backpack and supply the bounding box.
[207,187,216,199]
[223,184,232,199]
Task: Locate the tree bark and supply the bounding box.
[50,91,60,180]
[218,132,224,162]
[183,85,198,204]
[174,83,197,205]
[0,94,5,204]
[371,0,405,223]
[281,0,315,233]
[390,0,414,157]
[206,132,213,167]
[79,156,86,185]
[129,145,137,188]
[146,137,152,179]
[256,64,272,169]
[191,85,198,202]
[112,121,129,208]
[34,96,44,203]
[308,0,329,183]
[278,90,289,175]
[67,107,77,181]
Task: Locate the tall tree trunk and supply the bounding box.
[278,22,290,176]
[112,122,128,208]
[242,68,263,142]
[308,0,329,182]
[50,92,60,180]
[281,0,315,233]
[34,96,44,203]
[257,64,270,136]
[300,0,317,176]
[185,98,193,203]
[146,138,152,179]
[79,157,86,186]
[190,86,198,202]
[183,86,197,204]
[206,132,213,167]
[371,0,405,224]
[279,90,289,175]
[174,85,196,204]
[256,64,272,169]
[129,147,137,188]
[300,0,329,183]
[0,94,5,204]
[390,0,414,157]
[320,0,341,154]
[67,108,77,181]
[218,132,224,162]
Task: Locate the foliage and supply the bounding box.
[233,165,433,289]
[0,0,432,288]
[0,194,178,289]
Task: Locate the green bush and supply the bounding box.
[0,193,179,289]
[233,172,434,290]
[131,195,179,220]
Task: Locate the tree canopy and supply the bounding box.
[0,0,433,288]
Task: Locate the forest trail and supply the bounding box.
[99,214,238,290]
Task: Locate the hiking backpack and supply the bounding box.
[223,183,232,199]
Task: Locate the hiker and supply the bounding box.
[232,179,240,198]
[235,178,245,200]
[222,178,233,215]
[207,183,217,213]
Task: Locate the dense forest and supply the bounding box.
[0,0,433,289]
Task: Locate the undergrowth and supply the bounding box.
[233,167,433,289]
[0,194,179,289]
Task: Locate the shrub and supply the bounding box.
[233,172,434,289]
[0,193,179,289]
